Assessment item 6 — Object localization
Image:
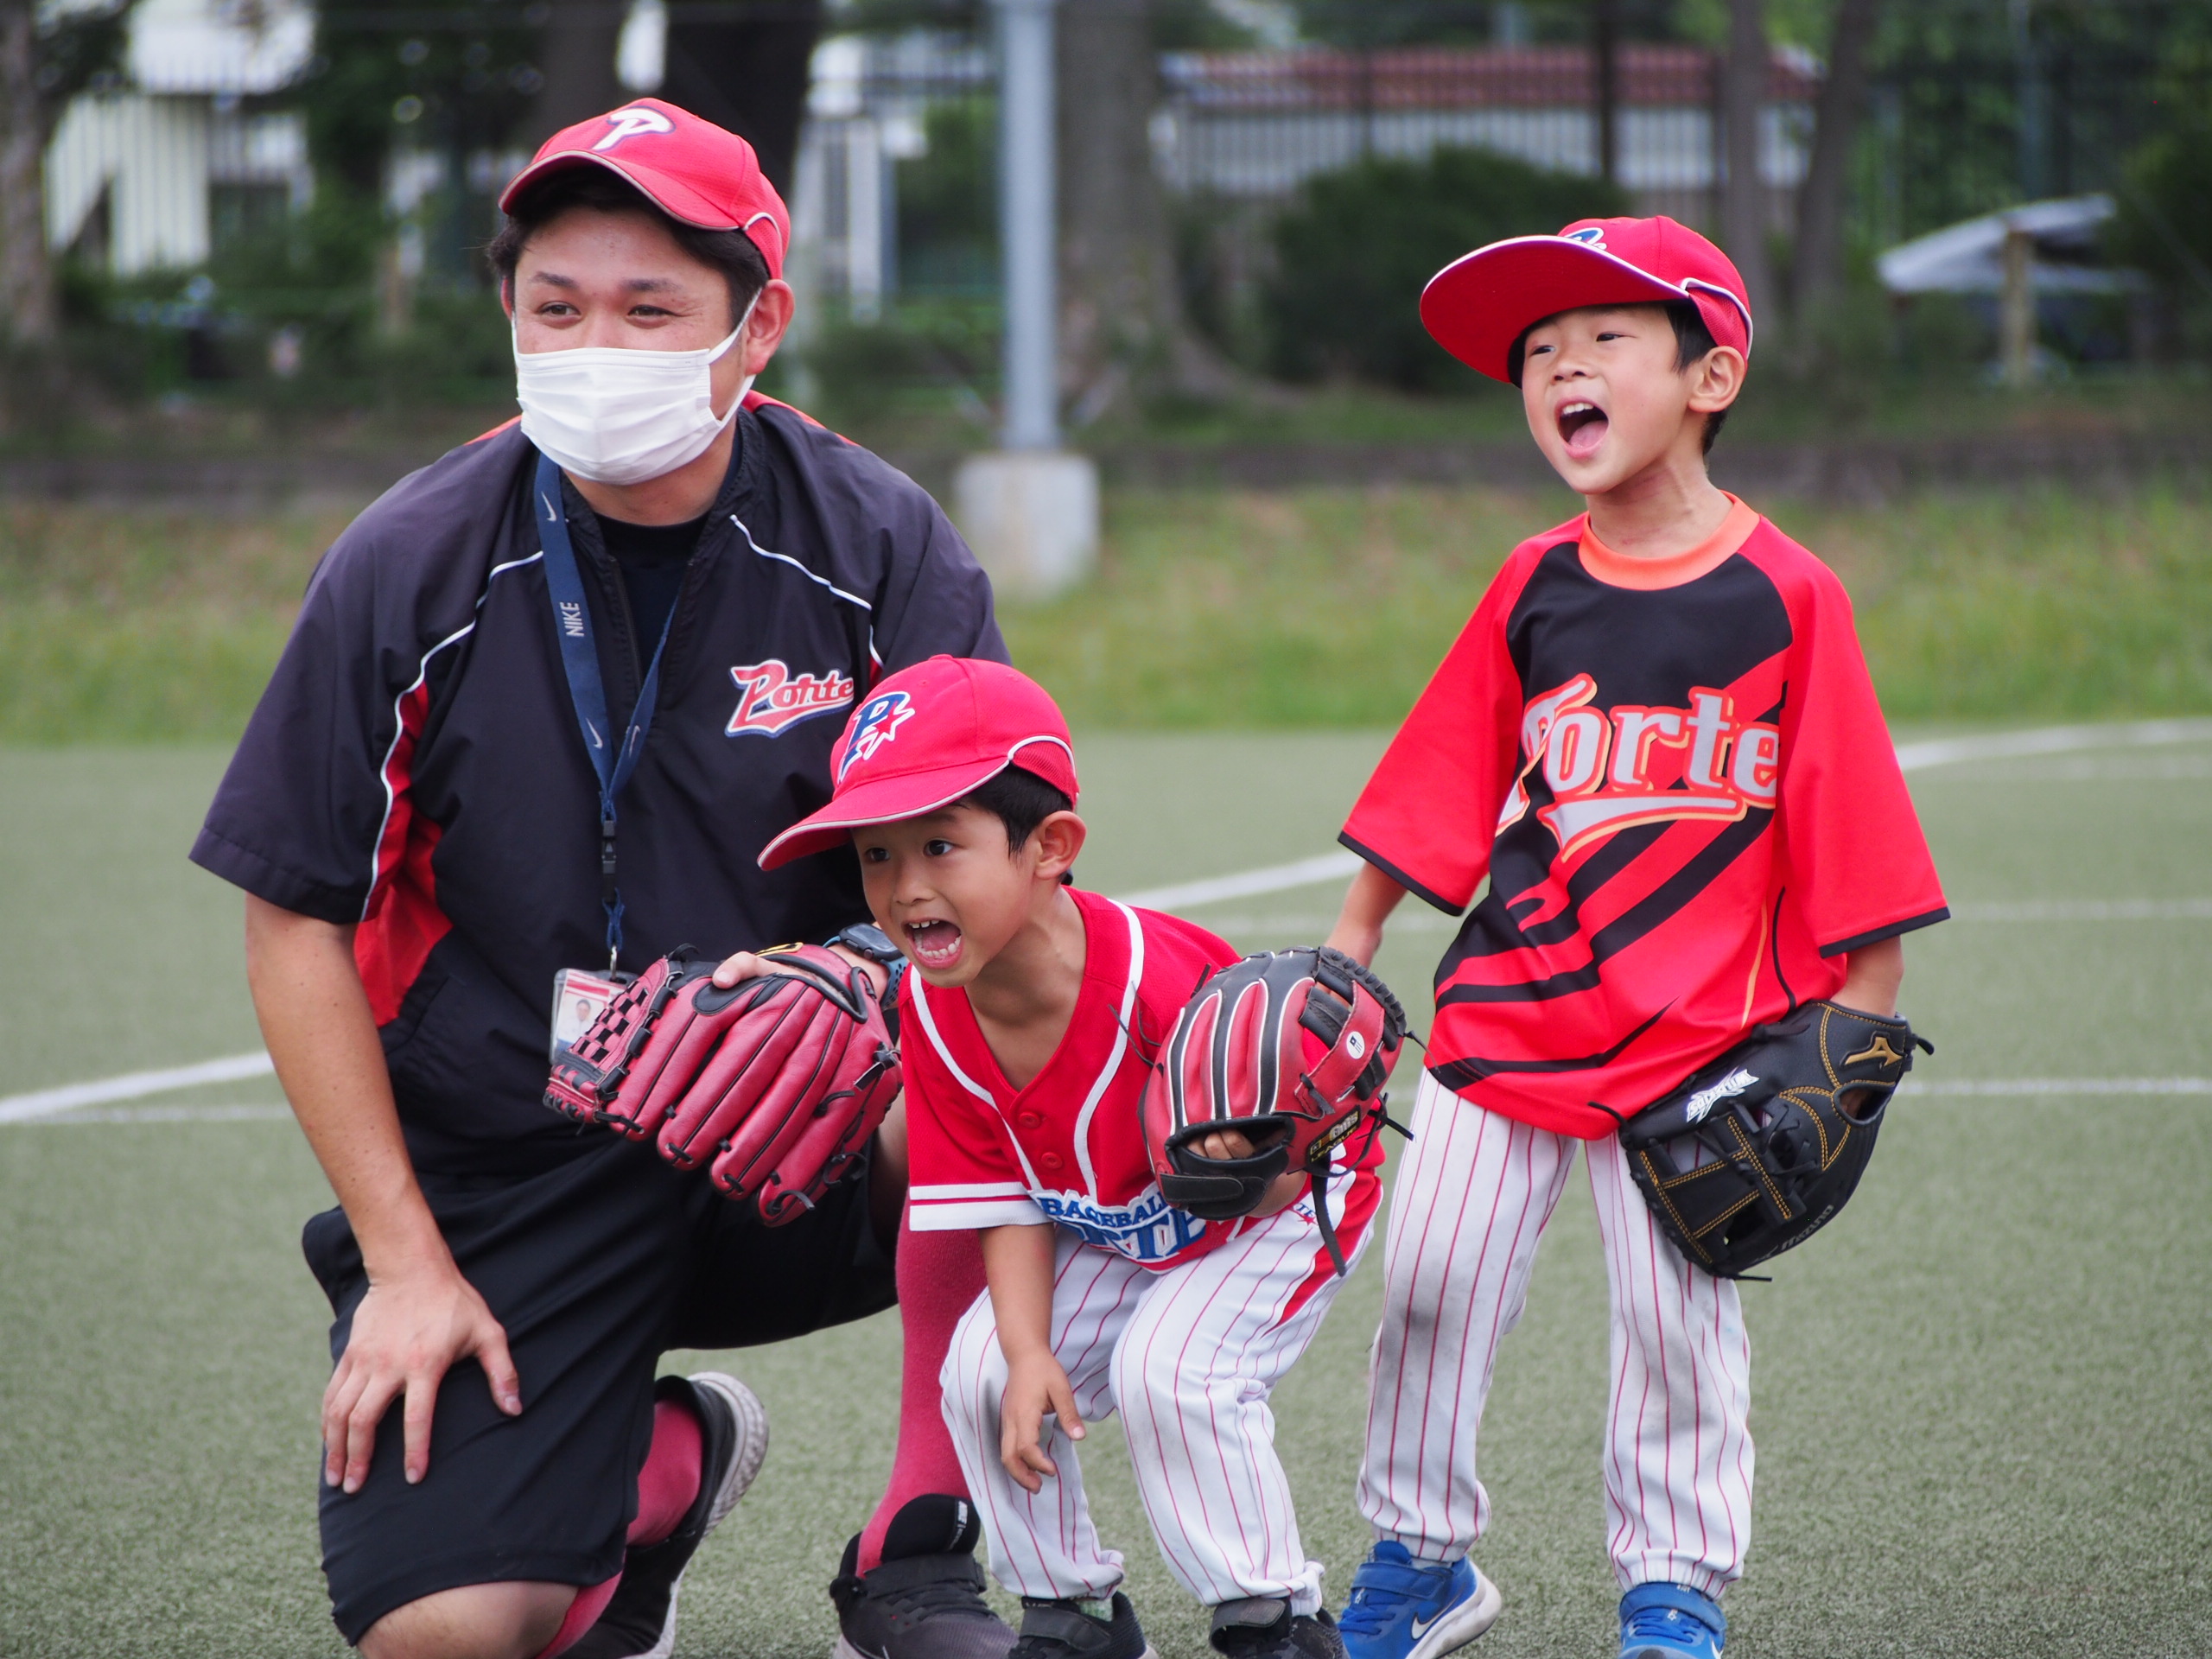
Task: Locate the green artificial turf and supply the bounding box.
[2,732,2209,1657]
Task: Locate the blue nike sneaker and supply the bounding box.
[1337,1541,1502,1659]
[1618,1584,1725,1659]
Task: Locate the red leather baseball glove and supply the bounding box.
[545,944,901,1224]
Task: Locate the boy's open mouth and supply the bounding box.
[1557,400,1608,459]
[905,918,963,969]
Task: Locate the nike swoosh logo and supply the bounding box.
[1410,1612,1442,1638]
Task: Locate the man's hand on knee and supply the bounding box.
[357,1580,573,1659]
[324,1260,522,1493]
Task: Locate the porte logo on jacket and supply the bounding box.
[725,659,856,737]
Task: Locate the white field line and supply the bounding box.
[7,718,2210,1127]
[1900,1077,2212,1096]
[0,1052,276,1124]
[1890,717,2212,772]
[1116,851,1363,912]
[23,1104,296,1124]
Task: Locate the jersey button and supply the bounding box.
[1039,1152,1064,1171]
[1017,1111,1043,1128]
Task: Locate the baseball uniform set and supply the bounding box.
[754,656,1403,1659]
[1325,219,1945,1659]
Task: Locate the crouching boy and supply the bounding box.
[760,656,1383,1659]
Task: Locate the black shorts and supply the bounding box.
[302,1133,895,1643]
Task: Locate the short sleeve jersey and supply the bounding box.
[904,891,1259,1268]
[1341,498,1947,1140]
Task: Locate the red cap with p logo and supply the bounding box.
[499,98,790,278]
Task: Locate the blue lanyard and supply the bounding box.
[534,453,680,970]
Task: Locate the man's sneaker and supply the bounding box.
[1007,1591,1156,1659]
[830,1494,1017,1659]
[1209,1597,1349,1659]
[566,1371,769,1659]
[1618,1584,1725,1659]
[1337,1541,1502,1659]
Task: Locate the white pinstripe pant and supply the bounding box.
[942,1186,1374,1617]
[1357,1072,1753,1597]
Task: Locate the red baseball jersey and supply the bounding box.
[1342,497,1947,1140]
[906,889,1342,1268]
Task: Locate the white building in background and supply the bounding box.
[45,0,315,276]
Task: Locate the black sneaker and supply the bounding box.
[830,1494,1018,1659]
[1008,1592,1157,1659]
[566,1371,769,1659]
[1210,1599,1350,1659]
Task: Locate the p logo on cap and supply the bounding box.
[840,691,914,779]
[594,106,677,151]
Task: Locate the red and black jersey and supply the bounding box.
[1341,497,1946,1140]
[905,890,1385,1267]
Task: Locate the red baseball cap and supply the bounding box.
[499,98,790,278]
[758,658,1079,870]
[1421,215,1753,385]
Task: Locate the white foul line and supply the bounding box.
[4,717,2209,1126]
[1889,717,2212,772]
[1900,1077,2211,1096]
[1116,851,1364,912]
[0,1052,276,1124]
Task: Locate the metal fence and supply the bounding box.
[785,22,2195,322]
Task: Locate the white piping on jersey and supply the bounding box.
[909,979,1046,1192]
[728,514,874,611]
[362,550,546,922]
[1070,899,1144,1193]
[728,512,881,681]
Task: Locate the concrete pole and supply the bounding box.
[997,0,1058,450]
[955,0,1096,601]
[2000,220,2036,389]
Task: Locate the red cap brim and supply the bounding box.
[1421,235,1735,384]
[758,758,1018,871]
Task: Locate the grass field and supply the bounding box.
[2,728,2209,1659]
[4,480,2209,743]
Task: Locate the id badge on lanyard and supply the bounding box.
[535,453,674,1051]
[549,966,633,1062]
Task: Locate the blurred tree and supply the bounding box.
[296,0,543,308]
[1720,0,1777,334]
[0,0,130,344]
[1057,0,1236,416]
[660,0,824,193]
[304,5,543,201]
[1264,145,1629,389]
[2111,44,2212,319]
[537,2,626,137]
[1789,0,1878,327]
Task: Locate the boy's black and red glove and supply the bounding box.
[1142,946,1409,1276]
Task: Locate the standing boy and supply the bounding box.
[760,657,1387,1659]
[1323,219,1948,1659]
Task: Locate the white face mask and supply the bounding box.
[514,290,761,486]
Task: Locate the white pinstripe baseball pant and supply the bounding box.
[1357,1072,1753,1598]
[942,1183,1376,1617]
